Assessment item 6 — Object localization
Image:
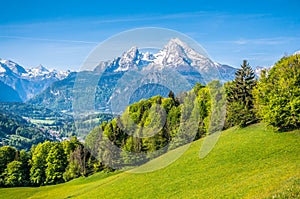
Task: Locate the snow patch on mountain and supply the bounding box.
[0,65,6,73]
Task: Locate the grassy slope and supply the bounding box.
[0,123,299,199]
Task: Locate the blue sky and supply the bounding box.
[0,0,299,70]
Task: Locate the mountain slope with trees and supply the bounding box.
[0,113,55,151]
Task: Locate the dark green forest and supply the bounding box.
[0,113,55,151]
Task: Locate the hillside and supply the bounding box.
[0,113,55,150]
[1,123,299,198]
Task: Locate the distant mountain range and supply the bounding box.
[0,38,240,113]
[28,38,238,113]
[0,59,70,102]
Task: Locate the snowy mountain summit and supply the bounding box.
[153,38,207,67]
[24,64,70,80]
[98,38,237,84]
[114,46,142,72]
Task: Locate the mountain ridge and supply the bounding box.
[0,58,71,101]
[94,38,237,84]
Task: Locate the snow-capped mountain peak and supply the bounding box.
[100,38,236,84]
[114,46,141,72]
[0,58,27,75]
[152,38,193,67]
[120,46,140,63]
[36,64,49,72]
[26,64,50,77]
[149,38,214,72]
[163,38,192,53]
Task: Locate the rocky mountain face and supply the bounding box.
[0,59,70,101]
[29,38,237,113]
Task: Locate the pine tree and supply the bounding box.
[168,90,175,99]
[225,60,257,127]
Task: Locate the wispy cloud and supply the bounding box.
[217,37,300,45]
[0,11,267,29]
[0,35,99,44]
[88,11,216,25]
[80,11,271,25]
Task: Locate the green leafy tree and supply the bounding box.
[195,86,211,139]
[3,160,23,187]
[29,141,52,185]
[18,150,31,186]
[225,60,257,127]
[0,146,17,186]
[62,137,81,161]
[63,145,89,181]
[0,146,17,174]
[253,54,300,130]
[45,142,67,184]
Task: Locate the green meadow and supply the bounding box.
[1,123,299,199]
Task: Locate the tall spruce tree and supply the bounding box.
[225,60,257,127]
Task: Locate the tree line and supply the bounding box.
[225,54,299,130]
[0,137,110,187]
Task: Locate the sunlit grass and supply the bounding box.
[30,119,55,125]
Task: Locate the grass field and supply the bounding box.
[0,123,299,199]
[30,119,56,125]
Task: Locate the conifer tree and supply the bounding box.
[225,60,257,127]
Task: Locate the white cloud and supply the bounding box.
[0,35,99,44]
[217,36,300,46]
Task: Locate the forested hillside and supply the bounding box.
[0,113,54,151]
